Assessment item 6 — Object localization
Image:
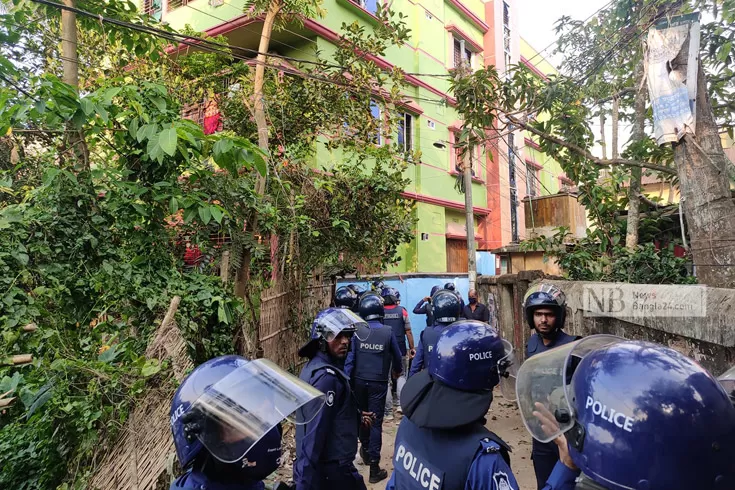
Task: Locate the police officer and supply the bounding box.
[522,283,580,490]
[516,335,735,489]
[387,320,576,490]
[169,355,324,490]
[443,282,466,317]
[413,285,441,327]
[335,285,359,311]
[294,307,373,490]
[345,291,403,483]
[409,289,461,376]
[381,287,415,417]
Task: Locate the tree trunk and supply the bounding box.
[625,61,646,250]
[464,148,477,290]
[60,0,89,170]
[674,61,735,287]
[253,3,280,196]
[611,96,619,159]
[61,0,78,88]
[235,2,281,298]
[600,111,607,160]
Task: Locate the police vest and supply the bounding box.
[393,417,510,490]
[525,330,579,359]
[296,355,359,464]
[384,306,408,354]
[353,322,394,381]
[170,471,266,490]
[420,326,443,373]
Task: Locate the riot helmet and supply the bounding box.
[298,307,369,358]
[170,355,324,469]
[335,286,359,310]
[516,336,735,490]
[431,289,461,324]
[522,283,567,331]
[380,286,399,306]
[358,291,385,321]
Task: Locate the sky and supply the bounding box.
[518,0,624,157]
[518,0,612,66]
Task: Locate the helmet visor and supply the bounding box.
[516,335,624,443]
[498,339,519,401]
[192,358,325,463]
[719,366,735,398]
[523,283,566,307]
[318,308,370,342]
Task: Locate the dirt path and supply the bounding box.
[358,393,536,490]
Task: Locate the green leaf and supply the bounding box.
[158,127,178,156]
[183,206,198,224]
[80,98,95,116]
[137,124,158,143]
[42,167,60,186]
[25,382,54,420]
[169,196,179,215]
[132,203,149,216]
[101,87,122,105]
[141,359,161,377]
[252,152,267,176]
[213,137,234,156]
[198,205,211,225]
[210,205,223,224]
[96,103,109,124]
[128,118,139,139]
[150,96,167,112]
[98,344,122,363]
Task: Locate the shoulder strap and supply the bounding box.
[479,431,512,467]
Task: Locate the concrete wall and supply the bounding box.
[478,272,735,376]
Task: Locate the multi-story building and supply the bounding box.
[146,0,566,275]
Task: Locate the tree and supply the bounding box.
[451,0,735,286]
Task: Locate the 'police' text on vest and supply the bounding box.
[395,444,443,490]
[360,342,385,351]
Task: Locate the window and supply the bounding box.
[167,0,192,12]
[143,0,162,19]
[503,1,511,79]
[397,113,413,153]
[526,164,538,197]
[453,38,472,69]
[351,0,380,15]
[370,100,382,145]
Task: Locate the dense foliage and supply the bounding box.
[0,0,416,488]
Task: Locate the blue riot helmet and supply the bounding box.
[443,282,456,291]
[335,286,358,310]
[429,285,440,297]
[298,307,369,358]
[358,291,385,321]
[522,282,567,330]
[400,320,513,429]
[170,355,325,470]
[431,289,461,324]
[516,335,735,490]
[380,287,398,306]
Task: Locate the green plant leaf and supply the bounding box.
[210,205,223,224]
[158,127,178,156]
[169,196,178,215]
[198,205,211,225]
[140,359,161,377]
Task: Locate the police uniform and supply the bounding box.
[294,351,366,490]
[408,324,442,377]
[170,426,281,490]
[390,321,578,490]
[383,304,411,400]
[345,319,403,464]
[525,330,578,490]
